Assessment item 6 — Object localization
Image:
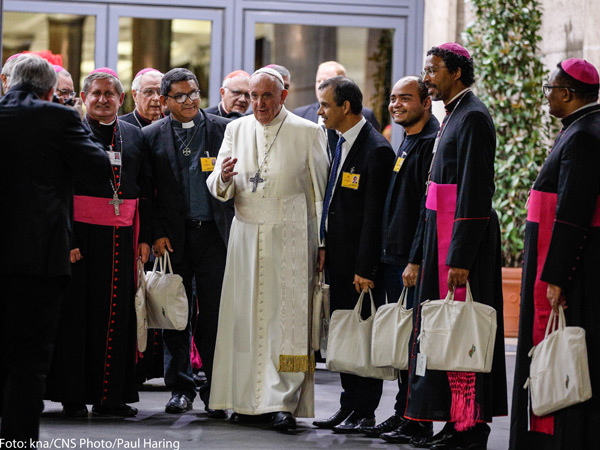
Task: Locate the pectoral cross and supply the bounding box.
[109,192,124,216]
[249,171,264,193]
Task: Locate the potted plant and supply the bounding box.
[465,0,554,336]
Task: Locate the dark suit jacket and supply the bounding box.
[294,102,381,160]
[205,103,244,119]
[325,120,395,282]
[0,84,111,277]
[144,109,234,264]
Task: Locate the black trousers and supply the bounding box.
[328,272,386,417]
[0,274,66,447]
[163,222,226,405]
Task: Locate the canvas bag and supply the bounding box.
[524,306,592,416]
[311,271,330,354]
[146,252,188,331]
[372,287,413,370]
[418,282,496,372]
[326,289,397,380]
[134,258,148,352]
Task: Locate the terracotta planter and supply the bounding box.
[502,267,522,338]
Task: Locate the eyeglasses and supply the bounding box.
[165,90,200,104]
[542,85,576,96]
[224,87,250,99]
[421,66,448,77]
[140,88,161,98]
[56,88,76,98]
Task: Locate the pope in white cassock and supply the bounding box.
[207,67,329,431]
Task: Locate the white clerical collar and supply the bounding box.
[100,117,117,126]
[445,88,471,106]
[341,116,366,149]
[170,116,197,128]
[571,102,599,116]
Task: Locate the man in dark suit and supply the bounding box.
[313,76,395,433]
[144,68,233,418]
[0,55,110,444]
[293,61,381,160]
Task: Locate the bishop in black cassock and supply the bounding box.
[405,44,507,449]
[510,59,600,450]
[45,69,151,417]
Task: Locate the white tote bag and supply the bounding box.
[134,258,148,352]
[326,289,397,380]
[524,306,592,416]
[146,252,188,331]
[418,282,496,373]
[372,287,413,370]
[311,272,330,353]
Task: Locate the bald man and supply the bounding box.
[120,68,164,128]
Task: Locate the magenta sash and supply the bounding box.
[425,182,466,301]
[73,195,140,283]
[426,182,478,430]
[526,190,600,434]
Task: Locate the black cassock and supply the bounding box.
[46,117,151,407]
[510,104,600,449]
[406,91,507,427]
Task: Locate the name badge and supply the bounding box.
[341,172,360,190]
[107,151,122,166]
[201,157,216,172]
[393,157,405,172]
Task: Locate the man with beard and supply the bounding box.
[402,43,507,450]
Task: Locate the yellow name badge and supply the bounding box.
[201,157,217,172]
[394,157,405,172]
[341,172,360,190]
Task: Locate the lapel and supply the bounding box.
[202,109,217,157]
[161,118,181,184]
[309,102,320,123]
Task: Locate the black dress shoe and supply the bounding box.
[205,407,227,419]
[62,403,88,418]
[91,404,138,417]
[165,394,193,414]
[380,418,433,443]
[360,413,405,437]
[411,422,458,448]
[272,411,297,431]
[312,408,352,429]
[230,412,273,424]
[333,412,375,434]
[429,423,490,450]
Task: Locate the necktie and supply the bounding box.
[320,135,345,241]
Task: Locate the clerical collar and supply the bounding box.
[171,114,200,129]
[134,109,152,126]
[86,114,117,127]
[561,102,600,127]
[444,88,471,113]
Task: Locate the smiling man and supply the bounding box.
[356,76,439,444]
[207,67,329,431]
[120,68,164,128]
[402,43,507,450]
[143,68,233,419]
[45,67,152,418]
